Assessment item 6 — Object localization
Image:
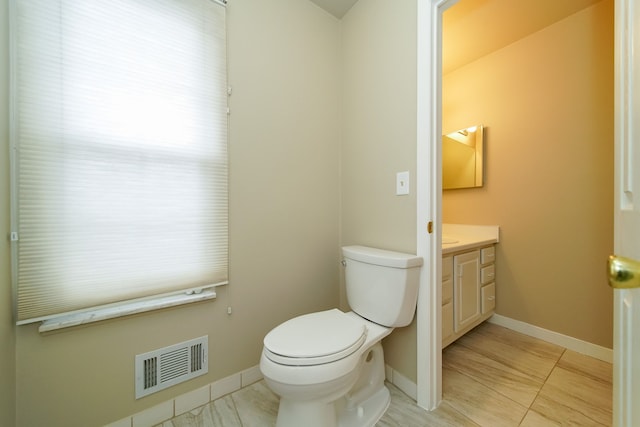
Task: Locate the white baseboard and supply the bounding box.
[488,314,613,363]
[385,364,417,401]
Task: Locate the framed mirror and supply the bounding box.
[442,125,484,190]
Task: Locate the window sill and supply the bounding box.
[38,286,222,333]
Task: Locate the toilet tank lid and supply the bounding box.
[342,245,423,268]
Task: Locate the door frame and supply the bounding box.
[416,0,459,410]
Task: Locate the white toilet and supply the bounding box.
[260,245,423,427]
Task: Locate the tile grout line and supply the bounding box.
[452,326,570,427]
[516,348,567,426]
[229,390,246,427]
[443,348,531,427]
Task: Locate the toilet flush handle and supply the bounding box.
[341,260,347,267]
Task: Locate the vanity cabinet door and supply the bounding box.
[454,250,481,332]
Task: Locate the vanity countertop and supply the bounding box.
[442,223,500,255]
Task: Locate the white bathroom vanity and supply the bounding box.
[442,224,500,348]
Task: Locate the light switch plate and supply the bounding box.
[396,171,410,195]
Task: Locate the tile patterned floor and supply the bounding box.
[158,322,612,427]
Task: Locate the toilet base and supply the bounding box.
[276,399,337,427]
[273,342,390,427]
[275,384,390,427]
[336,386,390,427]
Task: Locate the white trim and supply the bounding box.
[415,0,438,411]
[240,365,264,387]
[174,385,210,416]
[416,0,459,412]
[211,372,242,401]
[488,314,613,363]
[388,366,418,401]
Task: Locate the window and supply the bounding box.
[11,0,228,325]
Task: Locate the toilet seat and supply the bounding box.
[263,309,367,366]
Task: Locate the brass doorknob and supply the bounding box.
[608,255,640,289]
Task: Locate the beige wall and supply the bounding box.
[341,0,419,383]
[3,1,342,426]
[1,1,615,425]
[442,0,614,348]
[0,0,16,425]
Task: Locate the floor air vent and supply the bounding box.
[135,336,208,399]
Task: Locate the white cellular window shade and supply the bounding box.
[11,0,228,324]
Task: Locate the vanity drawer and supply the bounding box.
[481,246,495,265]
[442,301,454,341]
[481,283,495,314]
[481,264,495,285]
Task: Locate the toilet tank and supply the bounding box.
[342,245,423,328]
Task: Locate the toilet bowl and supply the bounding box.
[260,246,423,427]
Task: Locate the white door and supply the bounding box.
[609,1,640,425]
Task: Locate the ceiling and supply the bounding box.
[442,0,602,73]
[309,0,602,74]
[308,0,358,19]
